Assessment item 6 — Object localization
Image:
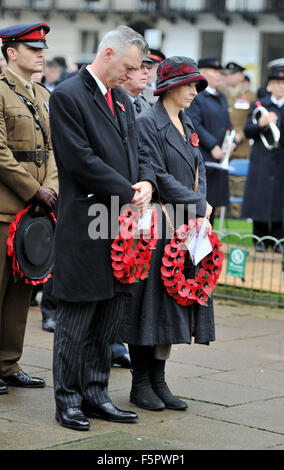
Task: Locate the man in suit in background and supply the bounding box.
[49,25,156,431]
[142,48,165,105]
[122,56,153,116]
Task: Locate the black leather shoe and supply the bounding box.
[112,352,132,368]
[0,378,8,395]
[3,370,45,388]
[56,407,90,431]
[42,317,56,332]
[83,401,138,423]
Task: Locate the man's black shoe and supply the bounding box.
[3,370,45,388]
[112,352,132,368]
[83,401,138,423]
[56,407,90,431]
[0,378,8,394]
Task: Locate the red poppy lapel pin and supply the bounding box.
[116,101,125,113]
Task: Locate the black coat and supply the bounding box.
[118,100,215,346]
[186,89,231,207]
[49,67,156,302]
[242,95,284,223]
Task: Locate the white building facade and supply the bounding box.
[0,0,283,88]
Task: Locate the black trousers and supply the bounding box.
[53,293,126,410]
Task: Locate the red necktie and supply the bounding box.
[105,89,114,115]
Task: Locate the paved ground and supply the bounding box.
[1,298,284,451]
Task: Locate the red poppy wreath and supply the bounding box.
[111,205,158,284]
[161,220,224,306]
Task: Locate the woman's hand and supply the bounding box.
[206,202,212,219]
[196,217,212,237]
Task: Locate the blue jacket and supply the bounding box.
[186,89,232,207]
[242,94,284,222]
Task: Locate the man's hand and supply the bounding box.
[211,145,225,160]
[34,187,57,210]
[131,181,153,216]
[196,217,212,237]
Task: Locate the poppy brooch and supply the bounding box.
[190,133,199,147]
[116,101,125,113]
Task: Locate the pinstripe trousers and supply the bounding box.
[53,293,126,410]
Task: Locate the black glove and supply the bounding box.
[34,187,57,210]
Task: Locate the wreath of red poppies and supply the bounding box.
[111,206,158,284]
[7,204,57,286]
[161,221,224,306]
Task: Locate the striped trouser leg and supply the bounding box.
[82,293,126,406]
[53,294,127,410]
[53,300,97,410]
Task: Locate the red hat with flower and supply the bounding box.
[154,56,208,96]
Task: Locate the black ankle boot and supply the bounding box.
[129,345,165,411]
[151,359,188,410]
[130,370,165,410]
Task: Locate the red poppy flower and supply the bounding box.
[175,63,196,77]
[212,250,224,267]
[162,255,175,267]
[111,237,129,252]
[190,133,199,147]
[159,63,175,81]
[175,224,188,241]
[170,236,185,248]
[164,244,180,258]
[195,289,209,306]
[200,277,214,295]
[201,257,214,270]
[116,101,125,113]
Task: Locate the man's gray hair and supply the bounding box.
[97,25,148,57]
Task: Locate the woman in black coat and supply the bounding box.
[242,66,284,248]
[118,57,215,412]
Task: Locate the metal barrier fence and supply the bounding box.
[214,231,284,308]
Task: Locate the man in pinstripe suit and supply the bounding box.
[49,26,156,431]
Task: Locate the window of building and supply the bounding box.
[266,0,284,11]
[200,31,223,60]
[205,0,226,10]
[80,30,99,54]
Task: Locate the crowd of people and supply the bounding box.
[0,21,283,432]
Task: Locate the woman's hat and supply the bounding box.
[7,205,56,284]
[153,56,208,96]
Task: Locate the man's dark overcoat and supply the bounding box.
[242,95,284,223]
[49,67,156,303]
[118,100,215,346]
[186,89,231,207]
